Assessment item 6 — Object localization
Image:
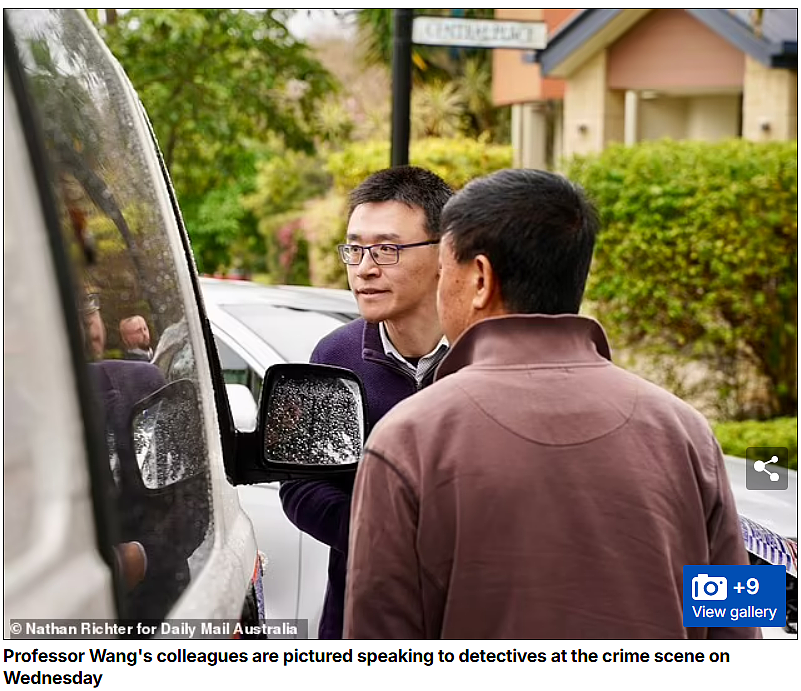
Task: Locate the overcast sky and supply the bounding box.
[286,9,356,39]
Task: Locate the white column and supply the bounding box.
[522,103,547,170]
[624,90,639,146]
[511,104,523,168]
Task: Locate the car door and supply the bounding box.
[4,8,256,628]
[205,302,336,638]
[4,53,116,629]
[210,327,308,629]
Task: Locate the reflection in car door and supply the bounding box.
[4,9,256,626]
[4,47,117,627]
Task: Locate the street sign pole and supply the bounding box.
[390,8,413,167]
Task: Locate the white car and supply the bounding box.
[201,277,360,638]
[723,456,797,637]
[200,276,797,639]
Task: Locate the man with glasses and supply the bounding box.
[280,165,453,639]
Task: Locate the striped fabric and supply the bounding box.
[740,515,798,577]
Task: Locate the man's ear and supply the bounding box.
[471,254,498,312]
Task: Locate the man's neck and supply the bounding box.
[383,310,443,359]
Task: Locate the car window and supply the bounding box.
[214,333,263,402]
[216,336,249,386]
[7,9,213,623]
[219,304,350,362]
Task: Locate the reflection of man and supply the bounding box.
[82,292,106,360]
[120,315,153,361]
[82,292,202,619]
[345,169,760,640]
[279,166,453,639]
[81,291,167,598]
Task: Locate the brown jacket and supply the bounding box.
[344,315,759,639]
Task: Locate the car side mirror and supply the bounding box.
[129,379,205,489]
[233,364,367,484]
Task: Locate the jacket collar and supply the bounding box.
[435,314,612,381]
[362,319,390,362]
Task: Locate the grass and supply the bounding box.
[713,417,798,471]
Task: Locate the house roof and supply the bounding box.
[540,9,798,77]
[730,9,797,45]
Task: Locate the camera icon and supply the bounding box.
[692,574,727,600]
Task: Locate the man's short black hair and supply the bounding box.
[441,169,599,315]
[348,166,454,240]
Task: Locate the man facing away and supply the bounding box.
[280,165,454,639]
[344,169,759,640]
[120,315,153,361]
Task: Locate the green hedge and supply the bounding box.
[568,140,797,419]
[713,417,798,470]
[326,136,513,192]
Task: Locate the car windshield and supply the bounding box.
[219,304,352,362]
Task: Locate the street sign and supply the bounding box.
[412,16,547,51]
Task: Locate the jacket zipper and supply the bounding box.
[364,351,443,391]
[364,352,418,389]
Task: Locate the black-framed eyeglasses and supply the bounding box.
[337,240,439,266]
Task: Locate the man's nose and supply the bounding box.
[355,249,381,277]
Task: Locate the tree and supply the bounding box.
[243,146,330,284]
[20,26,171,325]
[93,9,338,272]
[306,34,391,143]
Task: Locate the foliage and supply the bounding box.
[306,35,391,144]
[314,96,355,144]
[189,183,260,275]
[713,418,798,470]
[412,81,466,139]
[326,136,513,193]
[568,140,797,417]
[93,9,338,272]
[245,147,331,219]
[243,147,330,284]
[266,217,311,286]
[354,8,395,68]
[456,56,496,135]
[303,192,349,289]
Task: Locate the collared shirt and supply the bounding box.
[123,347,153,362]
[379,322,448,386]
